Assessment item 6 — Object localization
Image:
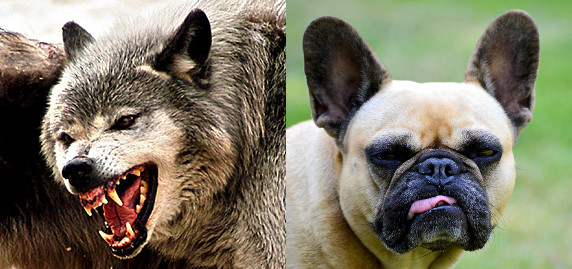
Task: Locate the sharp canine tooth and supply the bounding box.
[84,207,92,216]
[94,200,104,209]
[132,170,141,177]
[126,222,135,238]
[136,205,142,214]
[118,237,130,247]
[102,196,108,204]
[98,231,114,245]
[140,181,148,194]
[108,189,123,206]
[139,194,146,205]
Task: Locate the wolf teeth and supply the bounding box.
[126,222,135,238]
[139,193,146,206]
[84,206,93,216]
[132,169,141,177]
[140,180,148,194]
[99,231,114,245]
[114,236,131,248]
[136,205,142,214]
[108,189,123,206]
[117,174,127,185]
[102,196,108,204]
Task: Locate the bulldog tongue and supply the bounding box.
[407,195,457,220]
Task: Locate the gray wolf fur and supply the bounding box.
[287,10,538,268]
[41,0,285,267]
[0,30,192,268]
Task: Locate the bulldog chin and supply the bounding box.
[408,206,470,252]
[376,204,492,254]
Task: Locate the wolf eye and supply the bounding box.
[57,132,75,147]
[113,115,137,130]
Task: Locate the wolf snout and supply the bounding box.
[62,157,101,193]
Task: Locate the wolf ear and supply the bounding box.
[465,10,539,140]
[62,21,95,62]
[303,17,391,141]
[153,9,212,82]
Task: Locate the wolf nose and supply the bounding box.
[417,157,460,186]
[62,157,95,191]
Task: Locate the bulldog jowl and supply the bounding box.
[371,150,493,254]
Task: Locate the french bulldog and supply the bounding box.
[286,10,539,268]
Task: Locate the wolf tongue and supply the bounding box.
[102,177,141,237]
[407,195,457,220]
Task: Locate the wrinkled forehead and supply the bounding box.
[345,80,514,150]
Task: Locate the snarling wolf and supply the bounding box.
[0,29,212,269]
[0,30,80,268]
[40,0,285,267]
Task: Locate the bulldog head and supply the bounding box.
[302,10,539,253]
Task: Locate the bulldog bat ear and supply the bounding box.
[465,10,540,140]
[153,9,212,83]
[62,22,95,62]
[303,17,391,140]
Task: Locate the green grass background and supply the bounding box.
[286,0,572,268]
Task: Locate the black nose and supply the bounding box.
[61,157,96,192]
[417,156,461,186]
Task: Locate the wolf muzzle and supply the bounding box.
[62,156,105,193]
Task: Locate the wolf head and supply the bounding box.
[41,9,241,259]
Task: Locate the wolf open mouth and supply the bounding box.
[77,163,158,257]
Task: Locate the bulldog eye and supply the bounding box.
[375,152,397,160]
[57,132,75,147]
[367,147,411,175]
[112,115,138,130]
[476,149,496,158]
[461,133,502,163]
[469,146,501,160]
[469,146,502,171]
[368,145,413,164]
